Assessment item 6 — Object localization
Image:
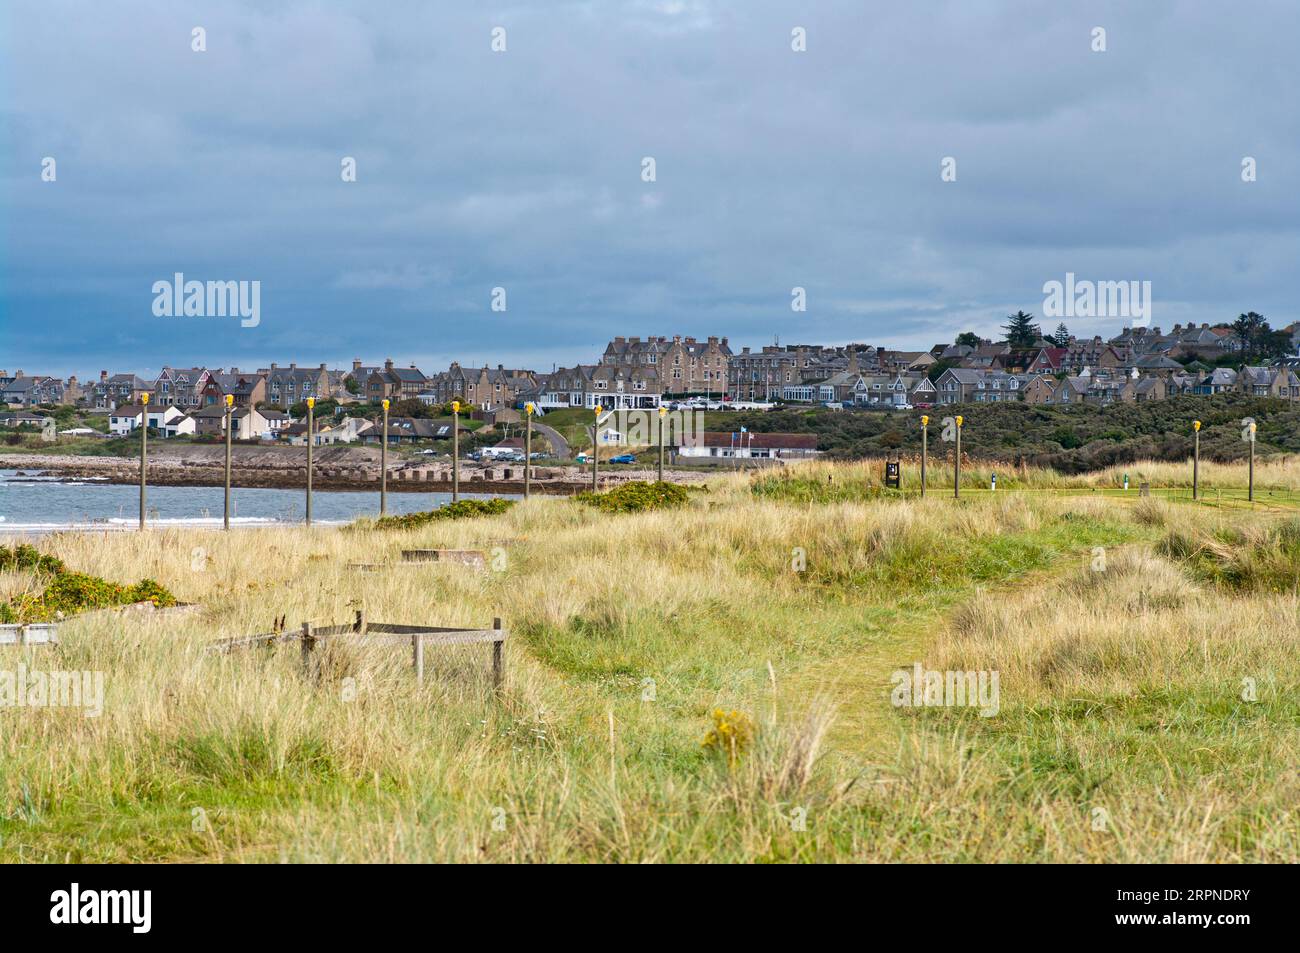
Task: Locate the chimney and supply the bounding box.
[742,346,751,355]
[384,358,393,371]
[100,370,108,383]
[497,363,504,370]
[614,336,625,344]
[708,336,718,345]
[629,336,640,344]
[721,336,728,346]
[352,358,362,372]
[319,363,326,370]
[289,362,297,370]
[673,335,681,344]
[270,363,278,371]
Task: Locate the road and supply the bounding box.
[531,421,571,458]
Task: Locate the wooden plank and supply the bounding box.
[492,617,503,690]
[364,622,504,636]
[336,629,502,647]
[413,634,424,683]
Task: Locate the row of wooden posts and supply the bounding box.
[132,394,678,530]
[914,414,1255,500]
[131,397,1259,530]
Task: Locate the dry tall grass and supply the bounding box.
[1,470,1295,862]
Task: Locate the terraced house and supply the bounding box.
[602,334,731,397]
[535,363,661,410]
[428,362,538,409]
[202,370,267,408]
[359,359,428,402]
[261,362,329,408]
[151,366,213,410]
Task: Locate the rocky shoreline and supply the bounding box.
[1,450,705,495]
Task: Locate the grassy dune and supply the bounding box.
[1,460,1296,862]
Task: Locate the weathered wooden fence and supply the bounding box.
[0,623,59,646]
[207,610,506,689]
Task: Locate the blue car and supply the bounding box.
[609,453,637,464]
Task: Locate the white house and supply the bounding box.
[109,404,144,435]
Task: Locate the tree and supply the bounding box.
[1051,323,1071,347]
[344,376,361,395]
[1003,310,1042,349]
[1231,311,1267,359]
[955,331,982,348]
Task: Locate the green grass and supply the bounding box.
[1,470,1295,862]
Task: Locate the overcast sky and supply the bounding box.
[3,0,1298,378]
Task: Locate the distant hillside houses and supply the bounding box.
[7,318,1299,423]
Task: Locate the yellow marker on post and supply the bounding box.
[1192,419,1201,500]
[223,394,234,529]
[451,400,461,502]
[139,392,150,529]
[920,414,929,498]
[592,405,602,493]
[658,404,668,483]
[953,415,963,499]
[305,397,315,526]
[1248,420,1256,502]
[524,402,535,499]
[380,399,390,516]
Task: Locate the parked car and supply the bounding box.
[610,453,637,464]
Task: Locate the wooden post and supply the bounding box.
[300,621,316,676]
[139,392,149,530]
[412,634,425,683]
[953,415,963,500]
[223,395,233,530]
[524,403,533,499]
[592,405,601,493]
[305,398,315,526]
[657,406,666,483]
[380,399,389,517]
[492,617,504,690]
[1192,420,1201,500]
[1248,421,1256,502]
[452,401,460,503]
[353,609,364,632]
[920,415,928,498]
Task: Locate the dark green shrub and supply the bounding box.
[371,498,515,530]
[576,481,690,513]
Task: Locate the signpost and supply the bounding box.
[884,459,901,489]
[139,392,150,530]
[223,394,234,530]
[305,397,315,526]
